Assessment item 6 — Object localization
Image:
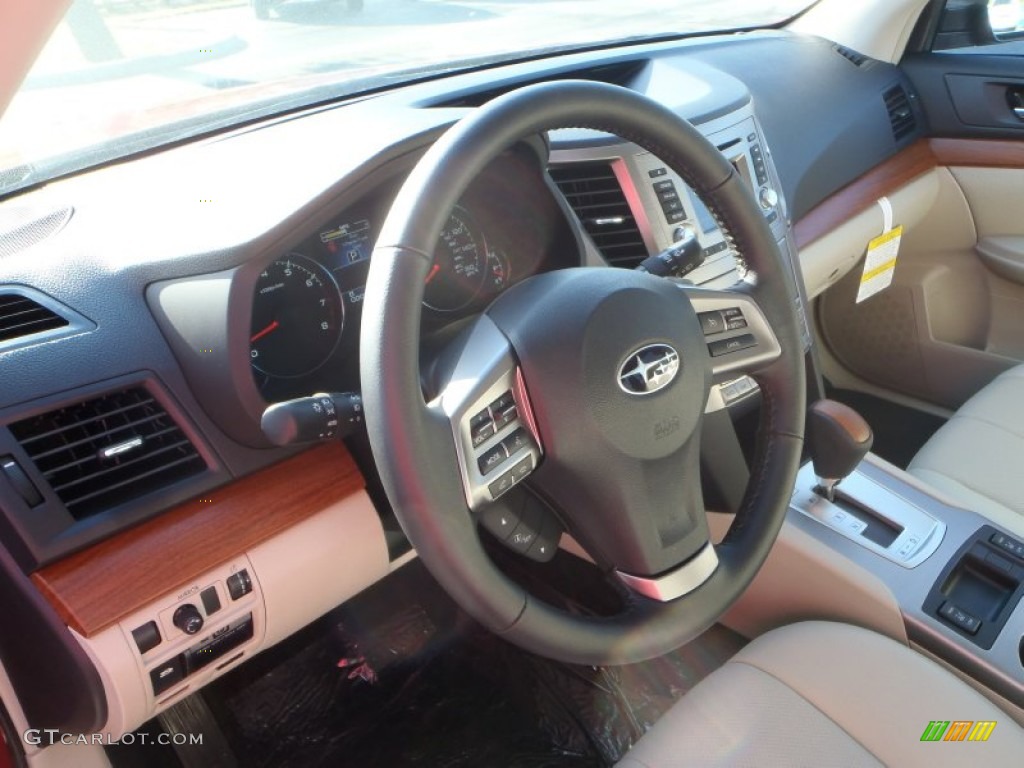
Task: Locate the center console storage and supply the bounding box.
[787,452,1024,710]
[923,526,1024,650]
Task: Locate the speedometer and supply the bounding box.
[250,255,344,379]
[423,207,487,313]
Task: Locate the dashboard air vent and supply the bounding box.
[550,163,647,268]
[0,205,73,259]
[9,387,206,520]
[834,44,869,67]
[0,293,69,343]
[884,85,917,142]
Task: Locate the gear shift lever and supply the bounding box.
[806,400,874,502]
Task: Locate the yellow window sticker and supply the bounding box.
[856,225,902,304]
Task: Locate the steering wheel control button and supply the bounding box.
[150,655,186,697]
[502,428,531,457]
[492,405,518,432]
[721,307,748,331]
[469,408,496,447]
[708,333,757,358]
[132,621,162,654]
[488,471,518,499]
[480,506,521,538]
[478,442,509,476]
[487,455,535,501]
[200,586,221,616]
[226,569,252,600]
[172,604,204,636]
[525,514,562,563]
[938,601,982,635]
[698,311,725,336]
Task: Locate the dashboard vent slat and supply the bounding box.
[550,163,648,268]
[0,293,68,342]
[884,85,917,142]
[9,387,206,520]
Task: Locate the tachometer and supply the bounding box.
[423,207,487,313]
[250,255,344,379]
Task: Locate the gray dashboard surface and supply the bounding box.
[0,27,914,501]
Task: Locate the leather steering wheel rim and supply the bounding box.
[361,80,805,665]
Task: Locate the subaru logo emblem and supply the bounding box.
[618,344,680,395]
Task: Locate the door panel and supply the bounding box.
[903,50,1024,138]
[818,159,1024,409]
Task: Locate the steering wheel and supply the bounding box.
[360,81,805,665]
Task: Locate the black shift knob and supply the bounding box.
[806,400,873,497]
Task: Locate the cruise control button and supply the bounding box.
[708,334,757,357]
[698,311,725,336]
[478,443,509,476]
[726,316,748,331]
[502,428,531,457]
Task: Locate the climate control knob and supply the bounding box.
[172,604,204,635]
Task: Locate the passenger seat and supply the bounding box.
[908,364,1024,535]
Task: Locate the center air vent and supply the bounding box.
[550,163,648,268]
[9,387,206,520]
[0,292,68,343]
[884,85,917,142]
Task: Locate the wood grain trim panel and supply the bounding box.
[793,140,937,250]
[794,139,1024,250]
[930,138,1024,169]
[32,442,364,638]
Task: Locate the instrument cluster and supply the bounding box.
[249,148,577,401]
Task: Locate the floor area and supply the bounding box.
[110,557,746,767]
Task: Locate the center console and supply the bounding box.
[790,445,1024,710]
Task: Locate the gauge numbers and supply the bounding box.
[250,255,344,379]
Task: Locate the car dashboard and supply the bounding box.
[0,28,925,738]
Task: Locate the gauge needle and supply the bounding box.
[425,263,441,284]
[250,320,280,343]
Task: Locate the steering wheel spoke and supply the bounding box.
[680,285,783,378]
[433,316,543,512]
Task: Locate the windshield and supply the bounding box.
[0,0,812,193]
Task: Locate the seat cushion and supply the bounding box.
[908,364,1024,534]
[617,621,1024,767]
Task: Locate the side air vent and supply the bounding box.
[834,44,870,67]
[884,85,917,142]
[550,163,647,268]
[9,387,206,520]
[0,293,69,343]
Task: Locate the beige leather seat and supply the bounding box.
[908,364,1024,534]
[617,622,1024,767]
